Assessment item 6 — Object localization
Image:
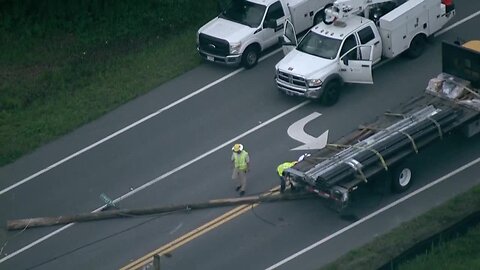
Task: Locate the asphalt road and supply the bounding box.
[1,2,480,269]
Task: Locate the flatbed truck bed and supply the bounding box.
[285,41,480,210]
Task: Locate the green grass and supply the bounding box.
[0,0,218,166]
[399,224,480,270]
[321,184,480,270]
[1,30,203,163]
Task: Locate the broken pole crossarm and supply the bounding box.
[6,193,315,231]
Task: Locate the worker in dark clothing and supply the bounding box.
[276,161,297,193]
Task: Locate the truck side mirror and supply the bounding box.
[264,19,277,29]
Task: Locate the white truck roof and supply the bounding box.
[310,15,371,40]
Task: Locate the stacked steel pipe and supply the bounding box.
[304,106,458,189]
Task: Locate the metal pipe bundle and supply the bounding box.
[308,107,458,189]
[305,106,439,178]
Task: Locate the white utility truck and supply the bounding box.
[274,0,455,105]
[197,0,334,68]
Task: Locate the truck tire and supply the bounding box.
[391,166,413,193]
[242,46,259,69]
[406,35,426,59]
[320,81,340,106]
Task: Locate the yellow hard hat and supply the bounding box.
[232,143,243,152]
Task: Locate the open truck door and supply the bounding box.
[281,19,297,55]
[339,45,374,84]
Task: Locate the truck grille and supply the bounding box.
[198,34,229,56]
[277,71,307,89]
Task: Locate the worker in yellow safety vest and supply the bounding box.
[277,161,297,193]
[231,143,249,196]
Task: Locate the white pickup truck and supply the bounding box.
[274,0,455,105]
[196,0,334,69]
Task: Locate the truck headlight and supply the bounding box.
[307,79,323,87]
[230,42,241,54]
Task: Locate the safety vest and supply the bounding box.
[233,151,248,171]
[277,161,297,176]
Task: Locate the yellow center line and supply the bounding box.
[121,188,280,270]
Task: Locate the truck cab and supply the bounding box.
[197,0,333,69]
[276,15,380,105]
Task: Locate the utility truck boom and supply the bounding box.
[324,0,396,22]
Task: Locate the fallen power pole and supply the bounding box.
[7,192,315,231]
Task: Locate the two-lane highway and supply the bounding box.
[1,2,480,269]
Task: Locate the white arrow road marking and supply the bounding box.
[287,112,329,150]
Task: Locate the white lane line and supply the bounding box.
[261,48,282,60]
[265,156,480,270]
[0,46,284,197]
[434,10,480,37]
[0,101,310,264]
[0,68,237,195]
[107,101,310,204]
[0,224,75,264]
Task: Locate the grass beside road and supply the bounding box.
[1,29,202,165]
[399,223,480,270]
[0,0,217,166]
[321,184,480,270]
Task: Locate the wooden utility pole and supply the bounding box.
[7,192,314,231]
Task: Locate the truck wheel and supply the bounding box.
[406,35,426,59]
[320,81,340,106]
[391,166,413,193]
[242,46,259,69]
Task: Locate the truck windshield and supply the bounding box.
[297,31,342,60]
[219,1,266,27]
